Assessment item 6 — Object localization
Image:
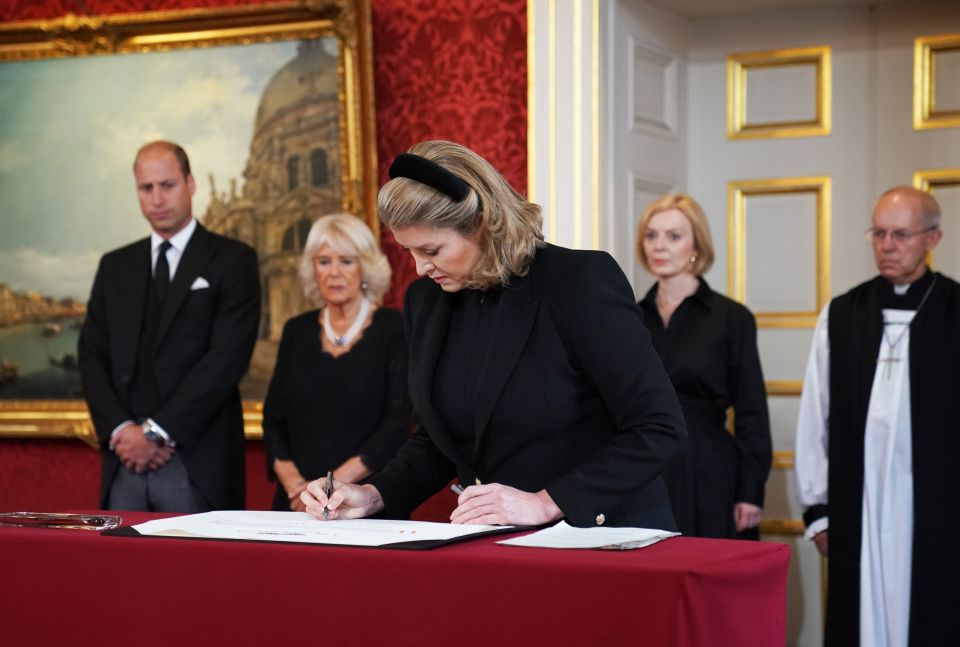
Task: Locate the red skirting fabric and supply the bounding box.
[1,511,789,647]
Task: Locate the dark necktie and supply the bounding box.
[155,241,172,303]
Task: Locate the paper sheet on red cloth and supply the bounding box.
[132,510,510,547]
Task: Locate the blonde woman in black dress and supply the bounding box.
[637,194,772,539]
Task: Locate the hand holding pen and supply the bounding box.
[301,475,386,520]
[322,470,333,520]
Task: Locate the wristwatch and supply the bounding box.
[142,421,165,445]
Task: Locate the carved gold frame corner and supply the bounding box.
[914,168,960,268]
[727,45,831,140]
[0,1,375,445]
[0,401,98,449]
[914,33,960,131]
[913,167,960,193]
[728,176,831,328]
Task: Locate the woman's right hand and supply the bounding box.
[301,480,385,520]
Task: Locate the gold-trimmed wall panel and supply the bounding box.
[913,167,960,192]
[914,32,960,130]
[914,168,960,268]
[727,176,832,328]
[727,45,832,140]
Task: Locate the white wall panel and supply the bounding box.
[744,64,819,125]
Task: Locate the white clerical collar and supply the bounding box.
[151,218,197,254]
[893,282,910,296]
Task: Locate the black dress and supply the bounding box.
[262,307,412,510]
[639,279,771,538]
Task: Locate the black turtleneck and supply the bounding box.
[432,287,501,462]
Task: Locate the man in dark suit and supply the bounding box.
[79,141,260,512]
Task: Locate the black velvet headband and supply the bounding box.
[388,153,469,202]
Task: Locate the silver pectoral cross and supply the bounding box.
[878,353,902,380]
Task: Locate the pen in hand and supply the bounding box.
[322,470,334,520]
[450,483,464,495]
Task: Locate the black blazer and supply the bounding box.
[370,244,687,528]
[78,223,261,509]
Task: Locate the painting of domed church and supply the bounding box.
[202,40,344,397]
[0,34,363,401]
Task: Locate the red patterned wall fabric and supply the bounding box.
[372,0,528,305]
[0,440,99,512]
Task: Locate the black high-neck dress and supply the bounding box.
[640,278,771,539]
[262,307,412,510]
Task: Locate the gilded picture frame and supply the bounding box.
[0,1,377,444]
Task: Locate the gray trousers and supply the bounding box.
[107,454,211,513]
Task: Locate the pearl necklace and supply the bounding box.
[322,297,371,347]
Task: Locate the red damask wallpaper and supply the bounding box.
[0,0,528,308]
[372,0,528,304]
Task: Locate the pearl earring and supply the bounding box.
[361,280,369,291]
[689,254,697,264]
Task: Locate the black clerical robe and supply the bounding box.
[815,270,960,647]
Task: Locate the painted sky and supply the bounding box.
[0,38,332,300]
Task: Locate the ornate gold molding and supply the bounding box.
[727,176,832,328]
[914,168,960,267]
[759,518,804,535]
[914,33,960,131]
[0,401,265,447]
[913,167,960,193]
[727,45,831,140]
[772,450,794,470]
[1,3,344,59]
[0,401,98,449]
[766,380,802,397]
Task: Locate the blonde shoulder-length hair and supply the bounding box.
[298,214,391,307]
[377,140,544,290]
[636,193,715,277]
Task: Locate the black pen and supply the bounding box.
[322,470,333,520]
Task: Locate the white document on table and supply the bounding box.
[132,510,508,547]
[497,520,679,550]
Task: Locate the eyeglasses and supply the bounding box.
[864,226,937,243]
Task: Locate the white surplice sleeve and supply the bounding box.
[795,303,831,540]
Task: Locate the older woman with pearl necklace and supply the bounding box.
[262,214,412,511]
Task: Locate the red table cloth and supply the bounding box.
[0,512,788,647]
